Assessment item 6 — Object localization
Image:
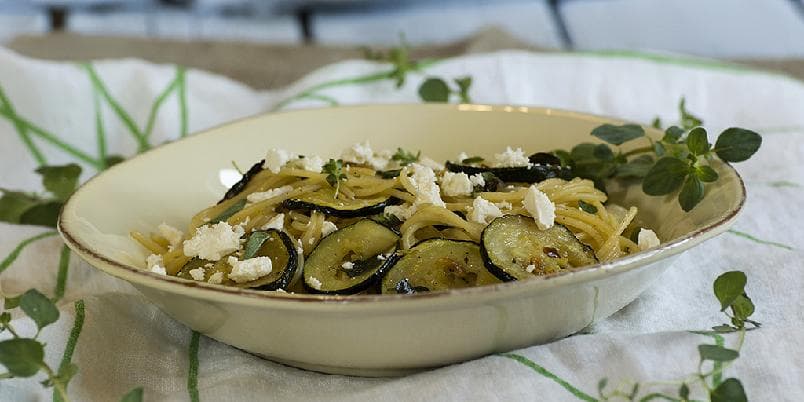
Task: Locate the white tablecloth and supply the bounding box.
[1,47,802,401]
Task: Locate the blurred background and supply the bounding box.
[2,0,804,87]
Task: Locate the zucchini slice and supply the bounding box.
[218,160,264,204]
[381,239,501,294]
[445,161,565,183]
[283,188,398,218]
[177,229,298,290]
[303,219,399,294]
[480,215,597,281]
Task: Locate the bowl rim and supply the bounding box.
[58,103,746,308]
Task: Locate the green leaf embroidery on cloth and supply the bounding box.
[727,229,794,250]
[498,353,597,402]
[188,331,201,402]
[53,300,85,402]
[0,231,59,274]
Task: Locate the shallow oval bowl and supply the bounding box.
[59,104,745,376]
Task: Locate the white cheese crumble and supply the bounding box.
[308,276,322,290]
[183,222,245,261]
[321,221,338,237]
[418,157,444,171]
[264,148,296,173]
[410,164,445,207]
[469,196,503,224]
[638,228,661,251]
[227,256,273,284]
[189,267,206,281]
[207,271,224,284]
[440,171,473,197]
[246,185,293,204]
[523,185,555,230]
[496,201,513,210]
[150,266,167,275]
[341,261,354,270]
[469,173,485,187]
[525,264,536,273]
[493,146,530,167]
[384,205,413,221]
[369,149,393,171]
[146,253,163,269]
[157,223,184,249]
[341,141,374,164]
[296,154,325,172]
[260,213,285,231]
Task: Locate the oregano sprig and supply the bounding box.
[0,163,83,228]
[556,98,762,211]
[391,148,421,166]
[322,158,345,198]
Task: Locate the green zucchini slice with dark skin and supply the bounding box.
[218,160,264,204]
[177,229,298,290]
[480,215,597,281]
[445,160,567,183]
[303,219,399,294]
[283,187,399,218]
[381,239,501,294]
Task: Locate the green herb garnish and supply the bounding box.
[378,169,402,179]
[460,156,484,164]
[418,76,473,103]
[322,158,345,198]
[577,200,598,214]
[558,98,761,211]
[209,199,246,224]
[0,163,83,228]
[391,148,421,166]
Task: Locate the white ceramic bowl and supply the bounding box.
[59,104,745,376]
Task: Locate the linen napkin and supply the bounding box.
[1,46,803,401]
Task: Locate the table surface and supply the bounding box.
[8,29,804,90]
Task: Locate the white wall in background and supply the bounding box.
[312,0,562,48]
[562,0,804,57]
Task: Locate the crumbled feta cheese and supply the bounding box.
[341,261,354,270]
[523,185,555,230]
[410,164,445,207]
[227,256,273,283]
[321,221,338,237]
[469,173,485,187]
[189,267,206,281]
[308,276,322,290]
[456,152,469,162]
[638,228,661,251]
[297,154,325,172]
[246,185,293,203]
[157,223,184,249]
[183,222,245,261]
[264,148,296,173]
[469,196,503,224]
[496,201,512,210]
[493,146,530,167]
[150,265,167,275]
[146,253,163,269]
[419,157,444,171]
[207,271,224,284]
[261,213,285,231]
[341,141,374,164]
[525,264,536,273]
[369,149,393,171]
[440,171,473,197]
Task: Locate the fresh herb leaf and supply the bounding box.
[615,154,654,179]
[378,169,401,179]
[678,174,704,211]
[460,156,484,164]
[0,190,41,224]
[710,378,747,402]
[454,76,472,103]
[591,124,645,145]
[391,148,420,166]
[714,128,762,163]
[713,271,747,312]
[695,165,719,182]
[642,157,690,196]
[322,159,345,198]
[243,231,271,259]
[35,164,82,202]
[597,377,608,394]
[418,78,450,102]
[730,294,755,324]
[20,289,59,332]
[4,295,21,310]
[698,344,739,362]
[18,202,62,228]
[0,338,44,377]
[679,97,703,130]
[104,154,125,167]
[662,126,685,143]
[209,199,246,224]
[651,117,662,129]
[679,383,689,400]
[686,127,710,155]
[578,200,598,214]
[593,144,614,161]
[121,387,145,402]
